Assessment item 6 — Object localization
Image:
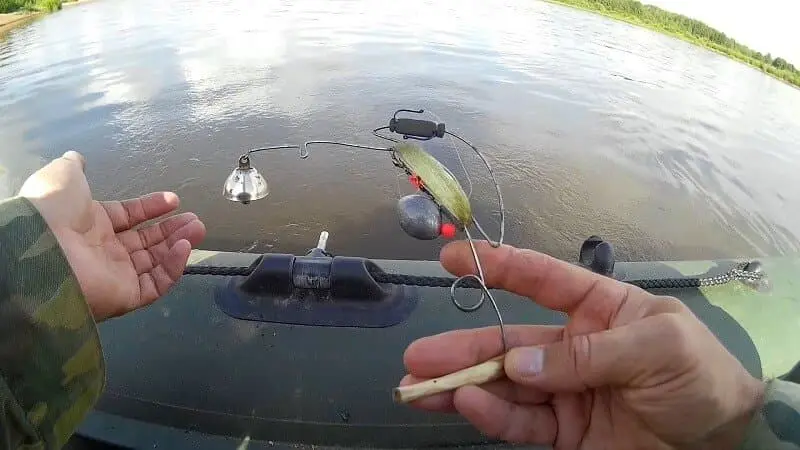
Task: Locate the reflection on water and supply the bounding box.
[1,0,799,261]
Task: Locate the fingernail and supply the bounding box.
[62,150,86,169]
[510,346,544,376]
[164,192,180,205]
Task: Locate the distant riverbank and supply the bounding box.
[545,0,800,89]
[0,13,34,33]
[1,0,83,33]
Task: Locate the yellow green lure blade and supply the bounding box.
[393,143,472,227]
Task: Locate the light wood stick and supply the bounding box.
[393,355,506,404]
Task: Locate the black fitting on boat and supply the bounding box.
[238,254,391,301]
[743,260,763,274]
[740,260,771,292]
[388,109,445,140]
[389,118,446,139]
[578,235,615,277]
[214,232,419,327]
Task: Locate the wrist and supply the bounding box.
[0,196,105,448]
[687,376,766,450]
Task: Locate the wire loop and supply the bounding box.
[449,228,508,353]
[450,274,486,312]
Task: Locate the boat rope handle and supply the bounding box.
[184,260,764,290]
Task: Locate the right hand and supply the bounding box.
[401,242,765,449]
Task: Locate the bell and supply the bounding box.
[397,194,441,240]
[223,156,269,204]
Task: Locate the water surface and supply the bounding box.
[2,0,799,262]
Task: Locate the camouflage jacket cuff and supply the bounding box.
[738,379,800,450]
[0,197,105,450]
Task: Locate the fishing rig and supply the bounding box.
[186,109,511,350]
[185,108,767,350]
[184,108,768,404]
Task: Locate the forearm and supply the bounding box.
[0,197,104,449]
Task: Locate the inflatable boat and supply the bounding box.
[66,235,799,449]
[67,109,800,449]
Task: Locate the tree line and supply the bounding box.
[1,0,62,14]
[552,0,799,87]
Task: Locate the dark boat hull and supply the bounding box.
[71,250,800,449]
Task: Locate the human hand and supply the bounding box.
[18,151,206,321]
[401,241,765,450]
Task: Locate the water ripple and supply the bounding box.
[0,0,798,260]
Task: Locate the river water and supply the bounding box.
[1,0,799,262]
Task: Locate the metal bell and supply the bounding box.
[397,194,442,240]
[223,155,269,204]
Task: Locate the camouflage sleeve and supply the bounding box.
[0,197,104,449]
[738,379,800,450]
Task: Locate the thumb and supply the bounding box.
[504,314,690,392]
[19,151,88,198]
[60,150,86,172]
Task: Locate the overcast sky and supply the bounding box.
[647,0,799,65]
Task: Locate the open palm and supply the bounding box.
[19,152,206,321]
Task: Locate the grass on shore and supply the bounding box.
[546,0,800,89]
[0,0,62,14]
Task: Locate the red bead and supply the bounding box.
[440,223,457,239]
[409,175,423,190]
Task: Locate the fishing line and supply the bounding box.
[302,141,391,157]
[444,130,505,247]
[427,110,474,199]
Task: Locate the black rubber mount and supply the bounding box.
[388,117,445,140]
[578,235,616,277]
[215,254,419,328]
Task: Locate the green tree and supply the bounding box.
[549,0,800,89]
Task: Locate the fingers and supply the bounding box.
[504,313,691,392]
[101,192,181,232]
[119,211,204,252]
[550,393,591,450]
[137,239,192,306]
[403,325,563,378]
[453,386,557,445]
[399,374,551,413]
[440,241,643,323]
[128,217,206,274]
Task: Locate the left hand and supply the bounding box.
[19,151,206,321]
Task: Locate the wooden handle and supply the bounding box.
[393,355,506,404]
